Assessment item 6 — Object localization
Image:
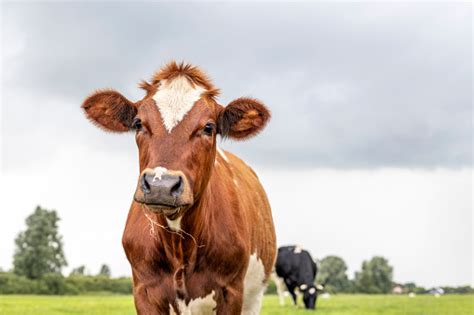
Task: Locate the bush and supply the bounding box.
[413,286,427,294]
[65,275,132,294]
[0,272,45,294]
[39,273,79,295]
[0,272,132,295]
[265,279,277,295]
[440,286,474,294]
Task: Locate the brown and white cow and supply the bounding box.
[81,61,276,314]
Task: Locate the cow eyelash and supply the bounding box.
[132,118,143,131]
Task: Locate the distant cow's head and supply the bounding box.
[300,284,318,310]
[82,62,270,219]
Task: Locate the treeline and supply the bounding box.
[316,255,395,294]
[269,255,473,295]
[266,255,399,295]
[0,272,132,295]
[439,286,474,294]
[2,206,473,295]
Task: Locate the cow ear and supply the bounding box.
[217,97,270,140]
[82,90,137,132]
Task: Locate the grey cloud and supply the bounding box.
[2,2,471,170]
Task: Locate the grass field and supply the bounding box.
[0,294,472,314]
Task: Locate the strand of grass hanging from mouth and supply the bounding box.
[141,204,205,248]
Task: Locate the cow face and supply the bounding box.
[302,285,318,309]
[82,62,270,219]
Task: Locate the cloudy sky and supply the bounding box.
[1,2,472,287]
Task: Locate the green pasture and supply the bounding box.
[0,294,472,315]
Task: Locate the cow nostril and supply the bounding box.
[141,174,151,194]
[170,176,183,197]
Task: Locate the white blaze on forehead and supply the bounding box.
[309,287,316,295]
[153,166,168,181]
[217,147,229,163]
[152,76,206,132]
[242,253,266,314]
[169,291,216,315]
[166,216,182,232]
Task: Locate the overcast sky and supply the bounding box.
[1,2,472,288]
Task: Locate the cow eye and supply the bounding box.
[203,123,215,136]
[132,118,143,131]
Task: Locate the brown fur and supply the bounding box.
[81,89,136,132]
[81,62,276,314]
[138,80,157,98]
[218,97,271,140]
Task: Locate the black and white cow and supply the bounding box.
[274,245,320,309]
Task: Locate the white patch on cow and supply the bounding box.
[169,291,216,315]
[166,216,182,232]
[242,253,266,315]
[233,179,239,187]
[153,166,168,181]
[316,284,324,291]
[309,287,316,295]
[293,245,303,254]
[299,284,308,291]
[153,76,205,132]
[216,147,229,163]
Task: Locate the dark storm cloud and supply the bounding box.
[2,2,471,169]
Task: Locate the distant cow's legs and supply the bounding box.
[271,273,286,306]
[286,284,298,306]
[294,290,302,307]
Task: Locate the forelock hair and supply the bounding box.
[139,61,220,100]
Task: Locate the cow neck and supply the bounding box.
[149,176,213,274]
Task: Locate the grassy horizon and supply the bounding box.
[0,294,472,314]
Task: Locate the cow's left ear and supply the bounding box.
[217,97,270,140]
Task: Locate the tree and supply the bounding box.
[354,256,393,294]
[413,286,426,294]
[316,256,351,293]
[13,206,67,279]
[70,265,86,276]
[98,264,111,277]
[404,282,417,292]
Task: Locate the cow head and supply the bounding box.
[300,284,318,309]
[82,62,270,220]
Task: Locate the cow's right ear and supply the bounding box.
[81,90,137,132]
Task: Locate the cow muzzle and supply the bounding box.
[134,167,193,217]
